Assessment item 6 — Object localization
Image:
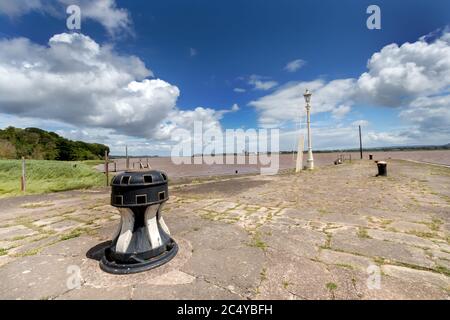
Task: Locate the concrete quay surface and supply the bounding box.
[0,160,449,300]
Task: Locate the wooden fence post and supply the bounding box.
[105,151,109,186]
[21,156,26,192]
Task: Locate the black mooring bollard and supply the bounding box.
[376,161,387,177]
[369,154,373,160]
[100,170,178,274]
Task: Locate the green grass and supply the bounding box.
[319,232,333,250]
[357,227,371,239]
[13,247,42,257]
[326,282,338,291]
[20,201,54,209]
[336,263,355,270]
[429,218,443,232]
[373,256,387,265]
[248,231,268,251]
[81,160,114,166]
[407,230,439,239]
[434,265,450,277]
[59,228,84,241]
[0,160,107,198]
[326,282,338,299]
[260,267,267,281]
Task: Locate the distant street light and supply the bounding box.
[304,89,314,170]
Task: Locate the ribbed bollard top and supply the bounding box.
[110,170,169,207]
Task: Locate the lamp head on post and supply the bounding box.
[303,89,312,107]
[304,89,314,170]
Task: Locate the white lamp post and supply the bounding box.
[304,89,314,170]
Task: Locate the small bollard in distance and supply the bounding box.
[369,154,373,160]
[100,170,178,274]
[376,161,387,177]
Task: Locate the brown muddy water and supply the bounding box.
[100,150,450,179]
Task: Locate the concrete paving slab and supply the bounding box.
[256,251,333,300]
[181,246,264,298]
[8,235,60,256]
[0,254,82,299]
[390,221,432,233]
[43,220,85,233]
[331,228,434,269]
[40,236,99,257]
[381,265,449,289]
[318,249,374,272]
[367,229,439,249]
[0,225,37,241]
[32,216,64,227]
[261,226,325,259]
[56,285,132,300]
[133,278,241,300]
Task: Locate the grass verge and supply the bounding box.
[0,160,107,198]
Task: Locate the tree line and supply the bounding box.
[0,126,109,160]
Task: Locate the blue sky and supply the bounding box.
[0,0,449,155]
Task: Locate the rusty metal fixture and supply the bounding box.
[100,170,178,274]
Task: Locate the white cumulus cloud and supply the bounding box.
[248,75,278,91]
[400,94,450,135]
[249,79,356,127]
[357,33,450,107]
[231,103,239,111]
[0,32,226,143]
[249,30,450,147]
[0,0,132,36]
[332,105,351,119]
[284,59,306,73]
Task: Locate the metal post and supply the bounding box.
[126,145,129,170]
[105,150,109,186]
[21,156,26,192]
[295,134,304,172]
[306,104,314,170]
[359,125,363,160]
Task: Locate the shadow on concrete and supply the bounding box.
[86,241,111,261]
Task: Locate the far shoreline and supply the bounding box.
[103,150,450,179]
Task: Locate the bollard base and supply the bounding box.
[99,240,178,275]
